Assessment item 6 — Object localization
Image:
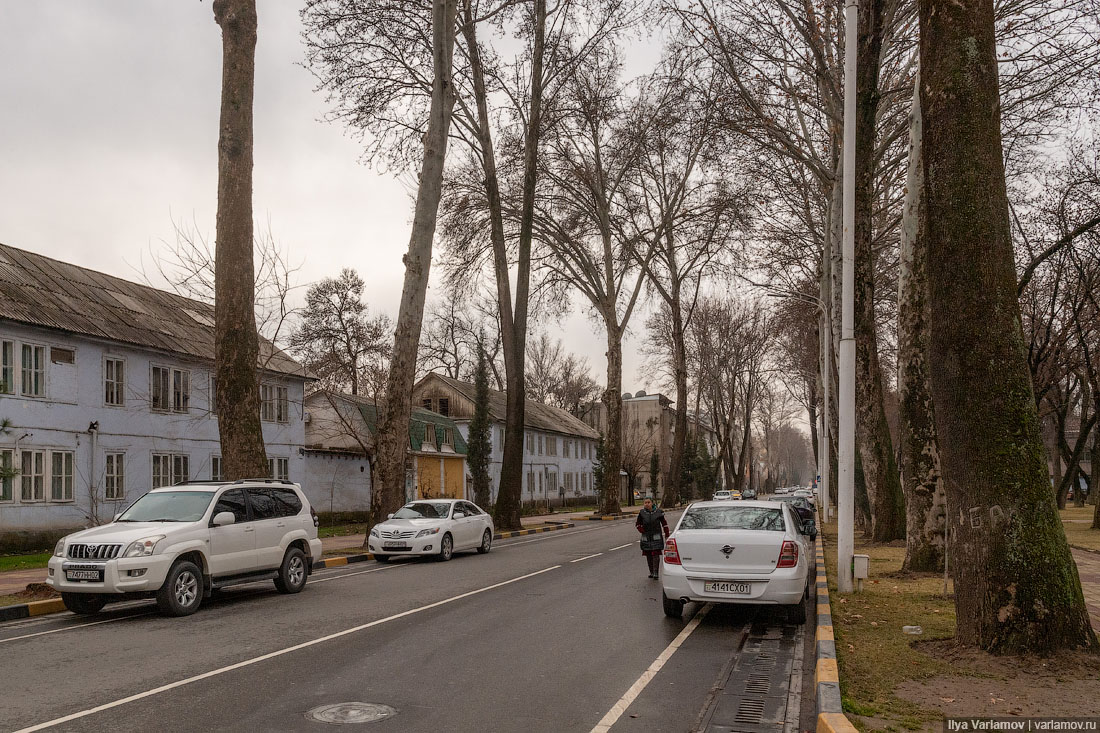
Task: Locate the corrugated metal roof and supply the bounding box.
[422,373,601,440]
[0,242,309,378]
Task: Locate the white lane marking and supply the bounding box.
[570,553,604,563]
[497,525,606,548]
[608,544,633,551]
[15,565,563,733]
[0,612,155,645]
[306,564,400,584]
[589,604,712,733]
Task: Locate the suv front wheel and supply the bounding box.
[274,547,308,594]
[156,559,203,616]
[62,593,106,615]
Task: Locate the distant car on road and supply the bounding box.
[660,500,814,624]
[369,499,494,562]
[47,480,322,617]
[792,489,816,504]
[768,495,816,527]
[712,490,733,501]
[742,489,757,500]
[773,486,790,495]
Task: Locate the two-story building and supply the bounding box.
[301,390,469,514]
[411,373,601,507]
[0,243,311,548]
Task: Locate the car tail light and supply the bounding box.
[663,538,682,565]
[310,506,319,528]
[777,540,798,568]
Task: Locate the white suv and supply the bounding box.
[46,480,323,617]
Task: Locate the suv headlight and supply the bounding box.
[123,535,166,558]
[54,539,66,557]
[416,527,440,538]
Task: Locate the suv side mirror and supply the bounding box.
[387,513,394,520]
[212,511,236,527]
[113,513,122,522]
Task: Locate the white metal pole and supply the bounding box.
[838,0,858,594]
[822,307,831,524]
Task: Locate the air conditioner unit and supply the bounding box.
[304,411,312,424]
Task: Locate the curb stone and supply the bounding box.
[0,598,66,623]
[814,536,860,733]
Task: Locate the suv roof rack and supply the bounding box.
[172,480,228,486]
[231,478,297,486]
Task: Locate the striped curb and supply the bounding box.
[313,553,374,569]
[0,597,66,623]
[814,536,859,733]
[495,521,574,539]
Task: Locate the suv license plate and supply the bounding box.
[66,570,104,582]
[704,581,750,595]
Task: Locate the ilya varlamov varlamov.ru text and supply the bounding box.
[946,720,1099,732]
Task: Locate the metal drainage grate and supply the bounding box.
[734,698,767,725]
[306,703,397,725]
[752,653,776,671]
[744,675,771,695]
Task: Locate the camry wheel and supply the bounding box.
[61,593,106,615]
[274,547,308,594]
[437,533,454,562]
[477,529,492,554]
[156,559,203,617]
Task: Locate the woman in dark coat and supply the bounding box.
[635,498,670,579]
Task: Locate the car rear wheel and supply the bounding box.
[662,593,684,619]
[274,547,308,594]
[477,529,492,554]
[62,592,106,615]
[156,559,203,617]
[785,588,808,625]
[437,533,454,562]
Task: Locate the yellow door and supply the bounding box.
[443,457,465,499]
[417,456,441,499]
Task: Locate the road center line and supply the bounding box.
[14,564,563,733]
[570,553,603,563]
[497,525,607,548]
[608,543,633,551]
[589,604,712,733]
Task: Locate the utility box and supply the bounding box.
[852,554,870,592]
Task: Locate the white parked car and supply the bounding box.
[369,499,494,562]
[792,489,816,504]
[660,500,814,624]
[47,481,323,617]
[712,490,733,501]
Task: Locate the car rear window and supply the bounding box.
[680,506,785,531]
[269,488,303,517]
[247,489,279,520]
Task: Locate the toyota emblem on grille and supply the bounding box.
[86,544,97,554]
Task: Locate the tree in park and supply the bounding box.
[467,341,493,508]
[212,0,268,480]
[649,449,660,501]
[920,0,1097,652]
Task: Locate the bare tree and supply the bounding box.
[213,0,268,480]
[418,289,503,388]
[920,0,1096,653]
[525,332,601,412]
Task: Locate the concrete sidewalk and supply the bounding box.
[0,505,646,597]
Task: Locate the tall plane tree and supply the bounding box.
[213,0,267,479]
[371,0,460,526]
[920,0,1097,653]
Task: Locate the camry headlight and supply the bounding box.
[54,539,66,557]
[416,527,440,538]
[123,535,166,558]
[369,527,380,537]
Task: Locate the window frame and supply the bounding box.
[211,455,222,482]
[104,356,125,407]
[267,457,289,482]
[1,340,14,394]
[151,365,190,413]
[20,342,46,397]
[50,450,74,502]
[0,448,13,502]
[21,450,46,502]
[152,452,190,488]
[104,452,125,500]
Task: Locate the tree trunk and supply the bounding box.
[898,70,945,572]
[601,324,624,515]
[920,0,1097,653]
[664,298,689,508]
[213,0,267,481]
[854,0,905,542]
[490,0,546,532]
[370,0,458,529]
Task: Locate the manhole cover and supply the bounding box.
[306,703,397,724]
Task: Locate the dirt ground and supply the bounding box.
[892,639,1100,729]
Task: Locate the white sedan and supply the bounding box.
[660,500,814,624]
[368,499,494,562]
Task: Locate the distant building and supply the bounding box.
[582,390,721,498]
[0,243,311,547]
[411,373,601,506]
[302,390,468,513]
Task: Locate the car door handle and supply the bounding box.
[244,527,255,532]
[276,522,286,528]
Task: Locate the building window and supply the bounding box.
[152,453,189,488]
[105,453,125,500]
[2,340,14,394]
[51,451,74,501]
[526,433,534,454]
[267,457,289,482]
[211,455,222,481]
[51,347,75,364]
[564,440,570,458]
[104,358,125,406]
[261,384,289,422]
[152,366,189,412]
[21,344,45,396]
[527,470,535,495]
[497,427,505,452]
[438,398,450,416]
[538,435,544,456]
[538,472,543,494]
[276,386,289,422]
[21,450,45,501]
[0,449,12,501]
[547,437,557,456]
[441,428,453,448]
[422,398,433,411]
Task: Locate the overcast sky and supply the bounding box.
[0,2,653,393]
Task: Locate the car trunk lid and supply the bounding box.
[673,528,787,574]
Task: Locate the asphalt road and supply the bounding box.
[0,517,812,733]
